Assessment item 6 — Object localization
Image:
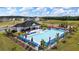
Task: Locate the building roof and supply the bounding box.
[14,20,40,27]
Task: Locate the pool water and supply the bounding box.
[18,28,65,47]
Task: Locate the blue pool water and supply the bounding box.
[18,28,65,47]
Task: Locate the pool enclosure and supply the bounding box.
[17,28,66,50]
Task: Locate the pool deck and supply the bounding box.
[18,28,66,50]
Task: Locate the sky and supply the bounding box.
[0,7,79,16]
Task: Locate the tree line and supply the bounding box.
[41,16,79,20]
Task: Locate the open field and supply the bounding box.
[39,20,79,25]
[0,20,26,51]
[0,32,25,51]
[0,20,23,27]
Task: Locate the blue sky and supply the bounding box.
[0,7,79,16]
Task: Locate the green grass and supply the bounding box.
[52,30,79,51]
[39,20,79,25]
[0,20,25,51]
[0,32,25,51]
[0,20,23,27]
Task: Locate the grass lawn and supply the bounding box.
[49,30,79,51]
[0,32,25,51]
[0,20,26,51]
[39,20,79,25]
[0,20,23,27]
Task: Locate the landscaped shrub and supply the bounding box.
[11,47,17,51]
[61,39,66,43]
[21,29,26,32]
[11,30,17,33]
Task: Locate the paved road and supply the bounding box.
[0,27,6,32]
[0,27,9,32]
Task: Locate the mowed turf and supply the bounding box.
[0,32,25,51]
[39,20,79,25]
[0,20,23,27]
[0,20,25,51]
[49,30,79,51]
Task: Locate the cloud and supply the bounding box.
[50,7,79,16]
[7,7,17,16]
[0,7,17,16]
[0,7,79,16]
[19,7,34,12]
[52,8,65,16]
[30,7,51,16]
[19,8,26,11]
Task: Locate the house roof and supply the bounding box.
[14,20,40,27]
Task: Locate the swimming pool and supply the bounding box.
[18,28,65,47]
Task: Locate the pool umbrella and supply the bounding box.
[49,37,51,40]
[29,37,33,46]
[57,33,59,39]
[25,35,27,38]
[48,37,51,46]
[31,37,33,42]
[56,33,59,43]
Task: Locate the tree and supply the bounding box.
[11,30,17,33]
[4,29,8,34]
[5,28,12,36]
[40,39,45,50]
